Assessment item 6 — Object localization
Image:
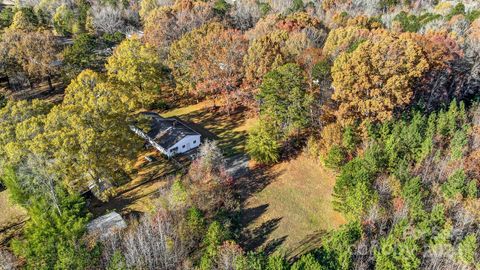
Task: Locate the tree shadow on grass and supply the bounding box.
[286,230,327,261]
[234,166,285,253]
[240,217,283,252]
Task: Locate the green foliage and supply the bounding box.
[333,146,383,220]
[446,3,465,20]
[200,221,229,270]
[62,33,97,80]
[12,192,98,270]
[171,179,188,205]
[213,0,231,15]
[289,0,305,13]
[53,4,75,36]
[393,11,441,32]
[246,121,281,164]
[401,177,426,220]
[0,7,14,29]
[324,145,347,169]
[107,251,128,270]
[374,219,421,270]
[379,0,400,10]
[346,39,366,53]
[416,113,436,162]
[266,254,289,270]
[342,126,359,153]
[258,63,311,137]
[441,169,466,199]
[102,31,125,46]
[319,222,361,270]
[258,2,271,17]
[457,234,477,265]
[466,180,478,199]
[10,7,38,30]
[291,253,325,270]
[466,9,480,22]
[311,60,331,85]
[449,126,468,160]
[1,166,29,206]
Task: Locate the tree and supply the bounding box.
[0,6,14,29]
[62,33,98,81]
[243,30,289,87]
[190,28,248,110]
[257,63,311,137]
[168,22,224,95]
[229,0,260,30]
[106,37,163,107]
[322,26,370,57]
[11,192,97,270]
[9,9,37,30]
[0,99,51,169]
[456,234,477,266]
[1,29,60,91]
[290,253,325,270]
[90,3,124,34]
[45,70,141,192]
[246,120,280,164]
[143,7,179,55]
[331,32,430,127]
[139,0,174,19]
[53,4,76,36]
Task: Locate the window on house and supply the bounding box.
[182,145,185,148]
[193,140,196,144]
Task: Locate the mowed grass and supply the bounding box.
[242,155,345,255]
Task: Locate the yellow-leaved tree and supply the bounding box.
[45,70,141,192]
[106,37,163,108]
[331,32,430,127]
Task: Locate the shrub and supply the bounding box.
[246,121,281,164]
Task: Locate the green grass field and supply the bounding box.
[241,155,345,256]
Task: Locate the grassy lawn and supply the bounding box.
[241,155,345,256]
[89,149,179,216]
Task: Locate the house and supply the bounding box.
[130,112,201,158]
[87,211,127,239]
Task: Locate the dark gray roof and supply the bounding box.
[141,112,199,149]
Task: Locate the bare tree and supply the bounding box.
[90,4,125,34]
[228,0,261,30]
[100,210,186,270]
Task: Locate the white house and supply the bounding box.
[130,112,201,158]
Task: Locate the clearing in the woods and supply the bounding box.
[240,155,345,256]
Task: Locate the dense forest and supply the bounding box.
[1,0,480,269]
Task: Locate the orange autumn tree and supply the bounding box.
[331,31,430,127]
[190,28,248,111]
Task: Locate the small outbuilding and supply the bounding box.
[130,112,201,158]
[87,211,127,239]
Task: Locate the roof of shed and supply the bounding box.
[87,211,127,237]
